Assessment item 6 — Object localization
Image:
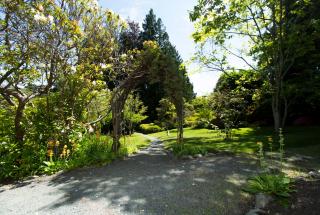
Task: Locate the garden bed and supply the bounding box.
[264,179,320,215]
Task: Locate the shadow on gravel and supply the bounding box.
[41,142,258,215]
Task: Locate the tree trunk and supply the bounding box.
[281,96,288,128]
[272,92,281,132]
[111,91,127,153]
[176,101,184,145]
[112,100,121,152]
[15,100,26,143]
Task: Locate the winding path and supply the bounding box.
[0,135,257,215]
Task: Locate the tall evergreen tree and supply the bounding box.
[137,9,194,122]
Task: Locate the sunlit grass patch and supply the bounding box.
[150,127,320,156]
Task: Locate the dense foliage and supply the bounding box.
[190,0,320,131]
[0,1,192,181]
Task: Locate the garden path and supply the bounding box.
[0,135,258,215]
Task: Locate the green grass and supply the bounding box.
[120,133,151,154]
[150,127,320,156]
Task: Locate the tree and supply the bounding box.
[0,0,123,143]
[140,9,169,48]
[120,20,141,53]
[189,96,215,128]
[136,9,194,122]
[190,0,317,131]
[124,94,147,135]
[0,0,77,142]
[211,91,245,139]
[156,98,176,135]
[136,9,168,121]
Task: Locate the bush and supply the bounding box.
[0,141,46,181]
[0,133,147,182]
[171,144,208,157]
[243,173,295,198]
[68,135,115,168]
[0,135,115,181]
[139,123,162,134]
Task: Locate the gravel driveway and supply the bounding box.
[0,135,257,215]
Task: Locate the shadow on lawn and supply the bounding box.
[41,145,258,215]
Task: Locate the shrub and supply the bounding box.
[68,135,115,168]
[139,123,162,134]
[0,141,47,181]
[185,115,213,129]
[171,144,208,157]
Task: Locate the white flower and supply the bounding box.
[92,80,97,86]
[66,40,74,47]
[92,0,98,6]
[121,54,127,58]
[88,125,94,133]
[71,66,76,72]
[100,64,107,69]
[38,63,46,68]
[47,15,54,23]
[34,12,48,23]
[89,0,99,11]
[78,132,83,139]
[101,63,112,69]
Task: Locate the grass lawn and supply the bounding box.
[120,133,151,154]
[150,127,320,156]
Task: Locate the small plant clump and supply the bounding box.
[244,128,295,201]
[243,173,295,198]
[171,144,208,157]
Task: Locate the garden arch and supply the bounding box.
[110,42,184,152]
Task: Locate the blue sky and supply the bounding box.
[99,0,222,96]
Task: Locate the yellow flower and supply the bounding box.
[37,4,44,12]
[72,142,77,151]
[256,141,263,146]
[47,149,53,157]
[55,141,60,147]
[47,140,54,147]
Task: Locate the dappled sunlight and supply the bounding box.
[225,173,248,187]
[19,146,257,215]
[168,169,185,175]
[225,189,234,196]
[0,132,261,214]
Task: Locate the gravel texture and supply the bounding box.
[0,135,257,215]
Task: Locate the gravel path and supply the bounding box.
[0,135,257,215]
